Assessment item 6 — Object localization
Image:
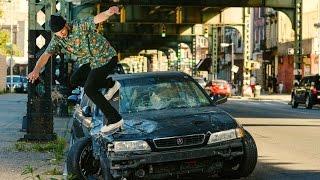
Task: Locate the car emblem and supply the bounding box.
[177,138,184,145]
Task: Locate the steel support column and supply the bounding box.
[23,0,68,141]
[177,44,181,71]
[210,27,218,81]
[191,37,196,76]
[243,7,251,86]
[294,0,303,81]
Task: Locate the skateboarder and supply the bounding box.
[27,6,123,133]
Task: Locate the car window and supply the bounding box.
[21,77,28,83]
[212,81,226,86]
[120,76,211,113]
[13,77,21,83]
[300,78,306,87]
[304,77,316,86]
[6,76,21,83]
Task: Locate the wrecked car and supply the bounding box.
[67,71,257,180]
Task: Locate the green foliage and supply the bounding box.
[66,174,77,180]
[21,165,43,180]
[0,30,23,56]
[44,167,62,176]
[15,137,67,163]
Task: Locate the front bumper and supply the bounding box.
[101,139,243,179]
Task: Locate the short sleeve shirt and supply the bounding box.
[45,16,117,69]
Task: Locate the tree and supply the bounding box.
[0,5,22,57]
[0,30,22,56]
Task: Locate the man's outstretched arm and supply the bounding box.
[94,6,120,24]
[27,53,52,83]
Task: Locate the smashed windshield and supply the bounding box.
[120,76,211,113]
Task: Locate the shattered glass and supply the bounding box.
[120,77,211,113]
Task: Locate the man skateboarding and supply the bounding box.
[28,6,123,134]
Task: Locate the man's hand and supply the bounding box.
[27,69,40,83]
[94,6,120,24]
[105,6,120,16]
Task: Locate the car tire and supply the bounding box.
[67,137,101,180]
[305,95,313,109]
[291,95,298,108]
[219,130,257,179]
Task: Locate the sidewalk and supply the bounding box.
[230,94,291,102]
[0,93,72,180]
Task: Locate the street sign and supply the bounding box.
[231,65,239,73]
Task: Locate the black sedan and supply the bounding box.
[67,71,257,180]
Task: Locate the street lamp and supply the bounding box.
[221,42,234,83]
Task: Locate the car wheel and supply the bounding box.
[67,137,101,180]
[291,95,298,108]
[305,95,313,109]
[219,130,257,179]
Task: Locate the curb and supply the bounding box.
[229,96,291,102]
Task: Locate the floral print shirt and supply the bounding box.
[45,16,117,69]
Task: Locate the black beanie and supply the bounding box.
[49,14,66,32]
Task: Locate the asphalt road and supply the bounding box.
[0,94,68,180]
[1,94,319,179]
[218,99,320,180]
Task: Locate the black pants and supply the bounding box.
[70,57,122,124]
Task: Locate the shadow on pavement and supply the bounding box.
[243,124,320,127]
[165,159,320,180]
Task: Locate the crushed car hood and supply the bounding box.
[113,106,238,141]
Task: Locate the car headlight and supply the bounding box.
[111,140,151,152]
[207,128,244,144]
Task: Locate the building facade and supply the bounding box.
[0,0,28,76]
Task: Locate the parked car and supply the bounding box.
[67,72,257,180]
[291,74,320,109]
[193,77,206,88]
[205,79,231,98]
[6,75,28,93]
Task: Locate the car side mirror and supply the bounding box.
[82,106,92,117]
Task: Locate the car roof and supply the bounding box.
[6,75,21,78]
[110,71,190,81]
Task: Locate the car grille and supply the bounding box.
[153,134,205,149]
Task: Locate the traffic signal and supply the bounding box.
[204,27,208,38]
[162,25,166,37]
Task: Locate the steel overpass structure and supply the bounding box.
[24,0,303,140]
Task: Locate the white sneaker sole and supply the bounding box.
[104,81,121,100]
[100,119,124,134]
